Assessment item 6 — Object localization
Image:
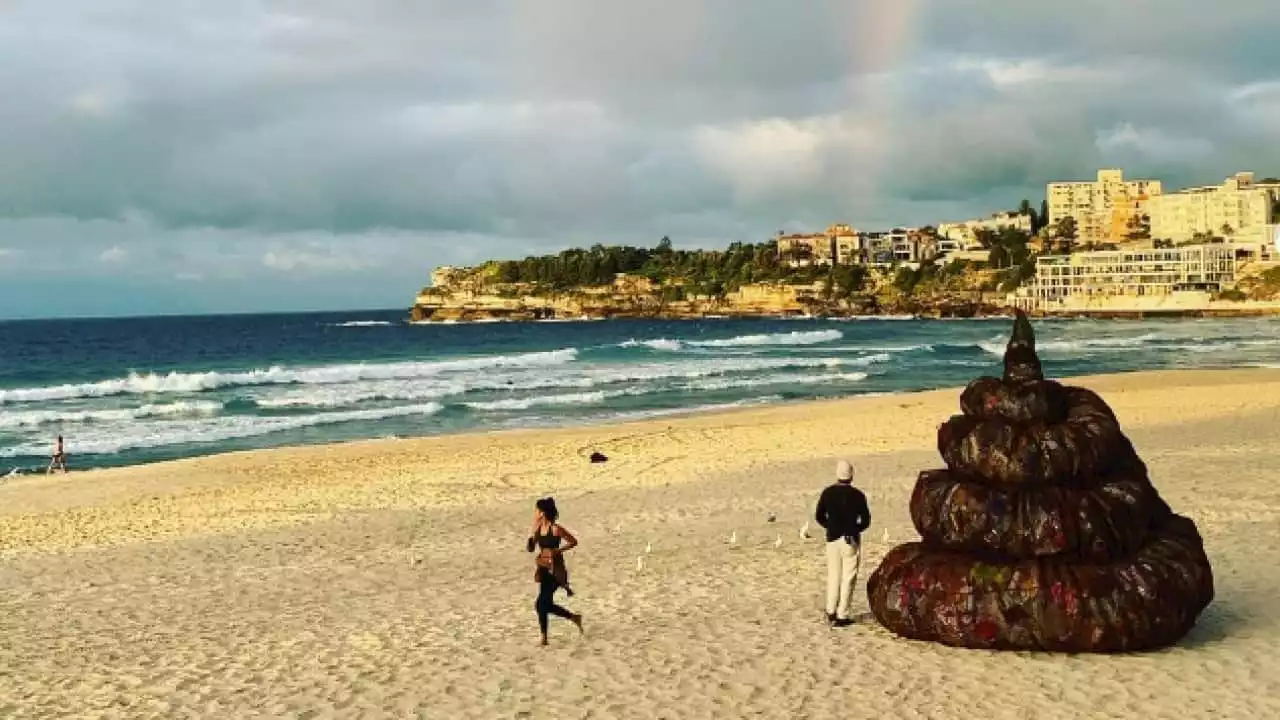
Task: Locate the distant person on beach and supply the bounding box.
[525,497,583,645]
[815,460,871,627]
[47,435,68,475]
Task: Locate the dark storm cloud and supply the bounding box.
[1,0,1279,316]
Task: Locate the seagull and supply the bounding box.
[729,530,737,546]
[881,528,890,544]
[636,555,645,572]
[645,541,652,554]
[774,533,783,549]
[614,522,623,534]
[800,521,810,540]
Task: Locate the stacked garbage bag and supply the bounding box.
[866,311,1214,652]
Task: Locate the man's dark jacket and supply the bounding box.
[815,483,871,543]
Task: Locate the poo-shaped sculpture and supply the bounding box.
[866,311,1214,652]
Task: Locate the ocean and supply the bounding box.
[1,311,1278,472]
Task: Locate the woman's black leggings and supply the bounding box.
[536,572,573,634]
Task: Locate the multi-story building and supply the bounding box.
[859,231,897,265]
[828,224,862,265]
[776,232,834,267]
[1146,172,1280,249]
[777,224,865,267]
[1047,169,1163,243]
[937,212,1034,254]
[777,224,939,267]
[1022,244,1238,309]
[895,229,938,263]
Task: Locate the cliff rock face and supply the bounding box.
[410,269,1007,322]
[411,274,829,322]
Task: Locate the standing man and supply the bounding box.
[815,459,871,627]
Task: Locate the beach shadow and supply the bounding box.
[1177,600,1242,650]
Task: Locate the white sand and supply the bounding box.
[2,369,1279,718]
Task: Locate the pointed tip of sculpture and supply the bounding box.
[1003,310,1044,383]
[1009,310,1035,349]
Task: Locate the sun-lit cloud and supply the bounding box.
[98,245,128,264]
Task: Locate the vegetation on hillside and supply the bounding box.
[490,237,846,298]
[473,198,1056,301]
[1239,267,1280,301]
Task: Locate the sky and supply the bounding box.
[2,1,1280,318]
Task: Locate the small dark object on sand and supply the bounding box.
[767,513,777,523]
[589,452,608,463]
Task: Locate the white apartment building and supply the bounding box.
[776,224,864,267]
[1022,244,1238,309]
[938,212,1034,254]
[1146,172,1280,247]
[1047,169,1162,243]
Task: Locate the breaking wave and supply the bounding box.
[0,403,446,458]
[331,320,396,328]
[0,401,223,430]
[618,338,686,352]
[620,329,843,351]
[0,349,579,404]
[688,329,843,348]
[977,333,1163,356]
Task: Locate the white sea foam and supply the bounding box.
[830,314,917,321]
[619,330,843,351]
[845,353,892,367]
[331,320,396,328]
[464,391,618,412]
[977,333,1163,356]
[686,329,843,348]
[681,371,868,392]
[0,401,223,430]
[618,338,686,352]
[246,355,853,411]
[0,402,446,458]
[0,349,579,404]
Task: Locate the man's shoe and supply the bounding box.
[826,613,837,625]
[833,618,855,628]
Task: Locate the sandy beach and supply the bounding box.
[3,368,1279,719]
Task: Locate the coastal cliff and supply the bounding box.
[409,264,1007,323]
[408,240,1280,323]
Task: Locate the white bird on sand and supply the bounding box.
[800,521,810,540]
[729,530,738,546]
[636,555,645,572]
[774,533,783,549]
[645,541,652,554]
[882,528,890,544]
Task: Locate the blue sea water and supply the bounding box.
[1,311,1278,472]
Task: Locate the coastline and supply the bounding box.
[404,305,1280,324]
[5,366,1280,716]
[3,366,1278,556]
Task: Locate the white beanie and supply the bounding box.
[836,459,854,482]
